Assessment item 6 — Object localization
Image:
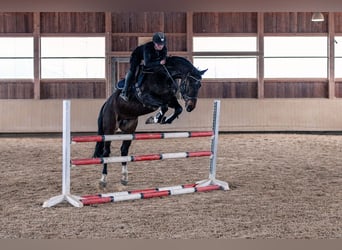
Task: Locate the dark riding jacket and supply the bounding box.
[129,41,167,72]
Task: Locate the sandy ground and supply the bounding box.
[0,133,341,239]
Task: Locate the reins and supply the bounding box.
[162,64,178,90]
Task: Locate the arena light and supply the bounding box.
[312,12,324,22]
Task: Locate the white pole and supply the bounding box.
[43,100,83,207]
[209,99,220,180]
[62,100,71,195]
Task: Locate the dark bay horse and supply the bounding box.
[93,56,207,187]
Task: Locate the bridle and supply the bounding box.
[179,73,202,101]
[162,64,202,101]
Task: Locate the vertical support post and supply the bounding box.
[62,100,71,195]
[196,100,229,190]
[43,100,83,208]
[209,99,220,180]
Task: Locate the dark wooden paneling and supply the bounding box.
[167,35,187,51]
[0,12,33,33]
[199,81,257,98]
[164,12,186,33]
[40,81,106,99]
[193,12,257,33]
[0,82,34,99]
[334,13,342,33]
[112,12,164,33]
[264,12,328,33]
[264,81,328,98]
[335,82,342,98]
[111,36,137,51]
[40,12,105,33]
[111,35,186,52]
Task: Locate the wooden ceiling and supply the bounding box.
[0,0,342,12]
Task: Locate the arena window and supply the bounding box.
[334,36,342,78]
[40,37,105,79]
[264,36,328,78]
[0,37,34,79]
[193,36,258,79]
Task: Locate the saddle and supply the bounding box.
[117,65,151,90]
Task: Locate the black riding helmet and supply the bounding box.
[152,32,166,45]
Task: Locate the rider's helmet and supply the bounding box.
[152,32,166,45]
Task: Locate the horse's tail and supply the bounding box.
[93,102,106,157]
[97,102,106,135]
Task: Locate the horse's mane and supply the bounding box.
[166,56,201,75]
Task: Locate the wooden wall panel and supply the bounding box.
[0,12,33,33]
[112,12,164,33]
[335,82,342,98]
[164,12,186,33]
[199,81,257,98]
[264,81,328,98]
[334,13,342,33]
[193,12,257,33]
[40,12,105,33]
[111,36,137,51]
[167,35,187,51]
[0,82,34,99]
[111,12,186,51]
[40,81,106,99]
[264,12,328,33]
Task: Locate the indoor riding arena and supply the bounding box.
[1,1,342,240]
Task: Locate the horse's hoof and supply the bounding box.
[145,116,156,124]
[121,179,128,186]
[161,117,170,124]
[99,180,107,189]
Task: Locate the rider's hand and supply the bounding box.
[160,59,166,65]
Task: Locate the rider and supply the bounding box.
[120,32,168,101]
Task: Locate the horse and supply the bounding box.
[93,56,207,187]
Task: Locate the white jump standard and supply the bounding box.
[43,99,229,208]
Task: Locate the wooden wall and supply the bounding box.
[263,12,328,33]
[40,12,105,33]
[0,12,342,100]
[193,12,257,33]
[0,12,33,33]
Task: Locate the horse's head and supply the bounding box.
[180,68,207,112]
[164,56,207,112]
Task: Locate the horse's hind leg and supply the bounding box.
[93,141,104,158]
[99,141,111,188]
[119,119,138,185]
[120,140,132,185]
[99,101,117,188]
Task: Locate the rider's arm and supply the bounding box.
[143,43,167,68]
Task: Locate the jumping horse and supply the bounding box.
[93,56,207,187]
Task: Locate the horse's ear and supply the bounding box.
[199,69,208,75]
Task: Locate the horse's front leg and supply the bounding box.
[161,101,183,124]
[145,105,168,124]
[154,105,168,123]
[120,140,132,185]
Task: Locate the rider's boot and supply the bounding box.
[120,71,134,101]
